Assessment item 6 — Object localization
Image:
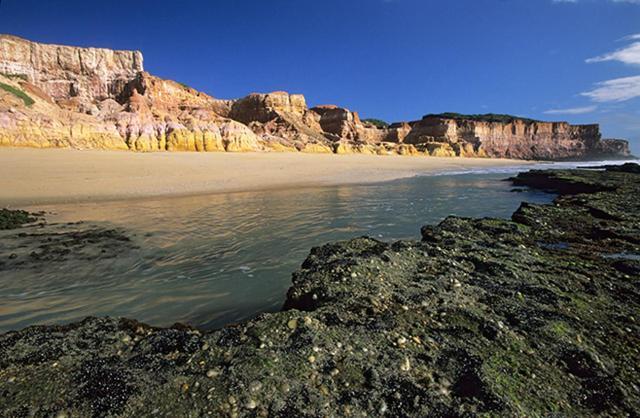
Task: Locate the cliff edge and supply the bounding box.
[0,35,631,160]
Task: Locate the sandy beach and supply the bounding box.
[0,148,538,206]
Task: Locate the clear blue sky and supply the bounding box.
[1,0,639,153]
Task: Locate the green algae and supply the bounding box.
[0,164,639,417]
[0,208,36,230]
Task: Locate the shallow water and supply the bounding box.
[1,171,558,332]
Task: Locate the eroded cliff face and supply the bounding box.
[0,70,261,153]
[0,34,142,108]
[0,35,631,160]
[0,35,262,153]
[403,116,629,160]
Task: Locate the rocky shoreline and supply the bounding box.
[1,164,639,417]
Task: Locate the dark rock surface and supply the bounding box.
[0,208,37,230]
[1,165,639,417]
[0,217,137,272]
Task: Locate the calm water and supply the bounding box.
[1,171,559,332]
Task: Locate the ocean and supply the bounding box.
[1,160,636,332]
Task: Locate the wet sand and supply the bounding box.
[0,148,538,205]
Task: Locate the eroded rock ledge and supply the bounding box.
[1,165,639,417]
[0,34,631,160]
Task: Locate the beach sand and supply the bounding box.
[0,148,538,206]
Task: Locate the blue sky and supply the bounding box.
[1,0,639,153]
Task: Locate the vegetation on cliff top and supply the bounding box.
[0,82,35,107]
[362,118,390,128]
[425,112,541,123]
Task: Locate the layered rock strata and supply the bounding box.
[0,34,142,107]
[0,35,631,160]
[1,164,639,417]
[403,115,629,160]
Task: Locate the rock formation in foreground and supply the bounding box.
[1,164,639,416]
[0,34,632,159]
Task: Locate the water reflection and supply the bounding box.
[1,173,553,332]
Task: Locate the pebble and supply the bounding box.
[397,336,407,346]
[400,357,411,372]
[246,399,257,410]
[287,319,298,330]
[351,272,358,278]
[249,380,262,392]
[308,355,316,363]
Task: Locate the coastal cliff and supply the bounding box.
[0,34,142,108]
[1,164,638,416]
[403,114,628,160]
[0,35,631,160]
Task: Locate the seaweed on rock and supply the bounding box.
[1,165,639,417]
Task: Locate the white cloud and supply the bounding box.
[581,75,640,102]
[586,40,640,65]
[544,105,598,114]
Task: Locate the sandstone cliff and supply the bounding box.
[0,34,142,108]
[402,114,630,160]
[0,35,631,160]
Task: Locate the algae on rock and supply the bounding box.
[1,165,639,417]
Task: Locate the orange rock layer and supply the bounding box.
[0,35,630,160]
